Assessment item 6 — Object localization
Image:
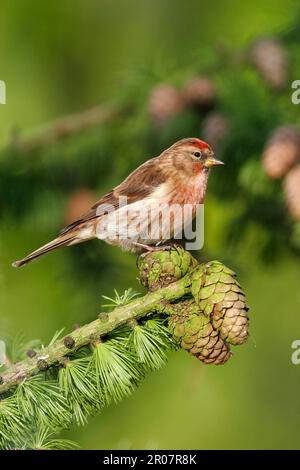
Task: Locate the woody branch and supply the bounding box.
[0,274,191,394]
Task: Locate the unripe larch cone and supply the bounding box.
[137,248,249,366]
[138,247,197,291]
[191,261,249,345]
[169,308,232,365]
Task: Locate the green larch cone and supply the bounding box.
[191,261,249,345]
[138,247,197,291]
[169,307,232,365]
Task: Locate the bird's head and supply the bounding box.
[167,138,224,175]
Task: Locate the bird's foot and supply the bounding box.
[135,242,181,268]
[156,241,183,251]
[134,242,177,253]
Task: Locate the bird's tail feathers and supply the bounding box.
[12,234,78,268]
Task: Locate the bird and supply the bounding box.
[12,138,223,268]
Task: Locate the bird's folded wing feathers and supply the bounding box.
[60,157,167,235]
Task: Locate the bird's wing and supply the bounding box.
[60,157,167,235]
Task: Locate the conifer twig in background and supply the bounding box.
[10,103,123,152]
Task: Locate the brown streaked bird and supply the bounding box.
[12,138,223,268]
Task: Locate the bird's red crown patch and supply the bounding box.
[190,138,211,151]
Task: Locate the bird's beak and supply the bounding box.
[204,157,224,168]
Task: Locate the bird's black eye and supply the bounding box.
[193,151,201,158]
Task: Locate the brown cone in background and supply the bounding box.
[283,165,300,221]
[148,84,184,124]
[250,38,289,90]
[182,76,216,111]
[262,126,300,179]
[202,112,229,152]
[64,188,95,226]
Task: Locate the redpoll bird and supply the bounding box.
[12,138,223,267]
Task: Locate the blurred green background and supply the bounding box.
[1,0,300,450]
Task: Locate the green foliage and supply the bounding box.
[127,319,173,371]
[59,357,99,426]
[20,426,78,451]
[0,289,176,449]
[101,288,140,307]
[91,340,139,405]
[8,424,78,450]
[0,396,26,444]
[16,377,72,428]
[5,333,43,363]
